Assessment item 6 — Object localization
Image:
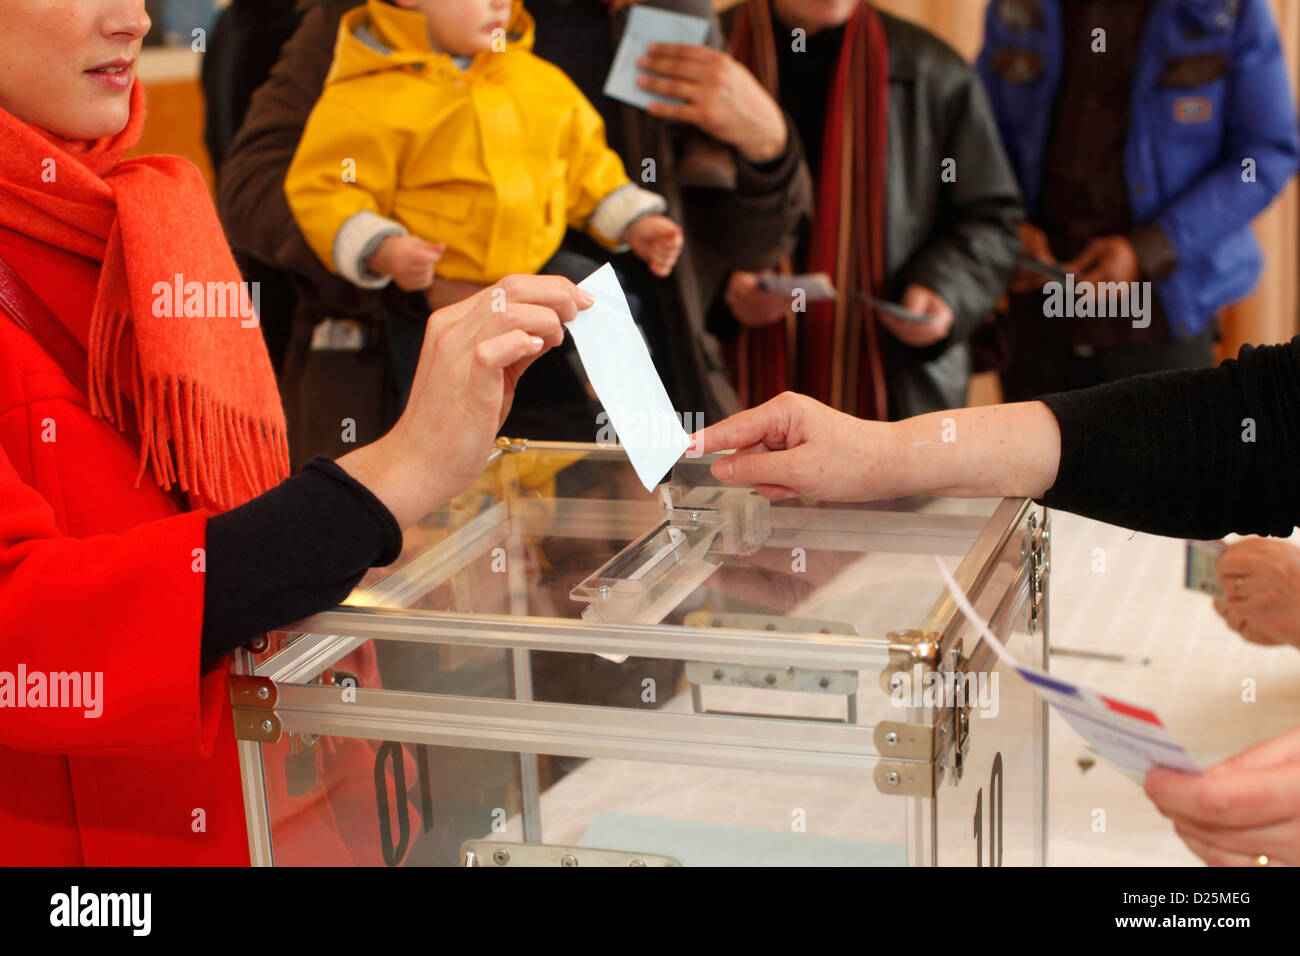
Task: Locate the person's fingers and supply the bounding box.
[472,329,544,384]
[644,42,716,64]
[1210,725,1300,774]
[1063,243,1102,275]
[1174,819,1298,860]
[637,72,702,102]
[482,301,565,349]
[1177,831,1260,867]
[720,444,811,490]
[491,274,593,324]
[644,99,700,124]
[1145,763,1300,828]
[690,395,800,456]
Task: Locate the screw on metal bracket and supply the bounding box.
[560,854,578,867]
[885,771,901,786]
[492,849,510,865]
[884,731,900,747]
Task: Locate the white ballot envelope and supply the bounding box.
[936,557,1201,781]
[603,5,711,111]
[570,264,690,492]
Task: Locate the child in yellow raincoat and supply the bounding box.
[286,0,683,302]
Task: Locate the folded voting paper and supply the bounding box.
[603,5,711,111]
[936,557,1200,781]
[570,264,690,491]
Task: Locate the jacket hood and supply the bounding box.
[328,0,535,84]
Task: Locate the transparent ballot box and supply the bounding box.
[232,441,1049,867]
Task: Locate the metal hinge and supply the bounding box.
[874,631,977,796]
[229,674,281,742]
[1024,511,1051,634]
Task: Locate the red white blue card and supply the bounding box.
[936,558,1200,780]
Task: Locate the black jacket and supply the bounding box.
[875,11,1023,416]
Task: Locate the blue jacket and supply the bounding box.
[976,0,1300,339]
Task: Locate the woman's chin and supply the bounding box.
[44,102,130,142]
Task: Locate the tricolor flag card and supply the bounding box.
[935,558,1200,781]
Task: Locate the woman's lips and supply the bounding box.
[86,59,135,91]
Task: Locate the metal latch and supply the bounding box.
[461,841,680,867]
[1024,510,1050,634]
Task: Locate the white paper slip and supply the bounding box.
[571,263,690,491]
[934,557,1201,780]
[756,272,838,301]
[603,5,711,111]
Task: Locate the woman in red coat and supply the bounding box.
[0,0,592,864]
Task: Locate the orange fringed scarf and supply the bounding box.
[0,81,288,512]
[730,0,891,420]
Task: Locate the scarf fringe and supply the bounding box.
[88,306,289,513]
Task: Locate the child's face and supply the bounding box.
[396,0,515,56]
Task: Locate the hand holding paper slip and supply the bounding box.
[603,5,711,111]
[934,557,1201,781]
[569,264,690,492]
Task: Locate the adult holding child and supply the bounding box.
[0,0,591,863]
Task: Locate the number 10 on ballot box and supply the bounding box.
[229,441,1049,867]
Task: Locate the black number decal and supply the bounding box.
[375,741,410,866]
[972,751,1004,866]
[989,752,1004,867]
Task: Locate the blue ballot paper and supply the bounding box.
[603,5,712,111]
[570,264,691,492]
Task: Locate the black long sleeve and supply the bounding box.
[1039,337,1300,540]
[200,457,403,667]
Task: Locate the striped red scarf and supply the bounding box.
[729,0,891,419]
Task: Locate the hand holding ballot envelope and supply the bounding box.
[1146,725,1300,867]
[692,389,1300,866]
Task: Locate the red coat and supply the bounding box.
[0,226,416,866]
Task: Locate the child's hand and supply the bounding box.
[367,235,445,291]
[623,215,683,277]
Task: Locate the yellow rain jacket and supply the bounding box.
[285,0,659,286]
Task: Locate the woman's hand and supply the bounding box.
[1212,538,1300,650]
[337,275,593,527]
[1146,725,1300,866]
[690,392,883,501]
[692,393,1063,503]
[636,43,788,162]
[725,271,791,328]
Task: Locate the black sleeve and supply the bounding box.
[200,457,403,668]
[1039,337,1300,540]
